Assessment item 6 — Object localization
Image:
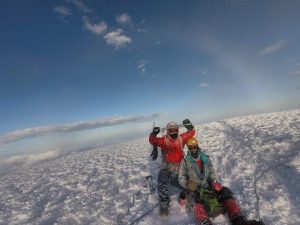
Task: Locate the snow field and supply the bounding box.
[0,109,299,225]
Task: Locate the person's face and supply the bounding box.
[188,145,198,154]
[168,128,178,135]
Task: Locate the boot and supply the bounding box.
[244,220,265,225]
[200,220,212,225]
[159,203,169,216]
[232,215,265,225]
[232,215,247,225]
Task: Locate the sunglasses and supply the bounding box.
[188,145,198,150]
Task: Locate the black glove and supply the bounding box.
[151,145,158,160]
[183,119,194,130]
[152,127,160,136]
[194,189,202,203]
[179,189,189,200]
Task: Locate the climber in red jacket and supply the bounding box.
[149,119,195,216]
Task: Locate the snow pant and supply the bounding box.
[157,168,181,207]
[193,186,242,224]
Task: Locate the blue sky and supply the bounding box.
[1,0,300,162]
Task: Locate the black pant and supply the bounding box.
[157,168,181,206]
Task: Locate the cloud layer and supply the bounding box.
[0,113,162,145]
[1,150,59,165]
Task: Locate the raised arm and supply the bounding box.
[181,129,195,143]
[149,133,167,149]
[181,119,196,143]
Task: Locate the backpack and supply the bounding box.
[197,187,225,217]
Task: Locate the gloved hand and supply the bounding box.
[211,181,222,192]
[194,190,202,203]
[151,146,158,160]
[183,119,194,130]
[178,191,188,207]
[152,127,160,136]
[179,191,187,200]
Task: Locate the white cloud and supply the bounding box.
[0,150,61,175]
[83,16,107,36]
[258,40,286,57]
[0,113,162,144]
[65,0,91,13]
[1,150,59,166]
[53,6,72,17]
[104,29,132,48]
[137,28,148,32]
[137,19,148,32]
[137,63,146,70]
[116,13,132,25]
[200,82,209,87]
[137,60,150,73]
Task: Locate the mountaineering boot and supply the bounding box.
[232,215,247,225]
[245,221,265,225]
[159,203,169,216]
[200,220,213,225]
[232,215,265,225]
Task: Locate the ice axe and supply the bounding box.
[150,122,158,160]
[151,145,158,160]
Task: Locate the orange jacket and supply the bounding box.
[149,129,195,164]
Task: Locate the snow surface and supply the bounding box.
[0,109,299,225]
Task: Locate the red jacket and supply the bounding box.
[149,129,195,164]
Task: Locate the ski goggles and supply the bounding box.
[188,145,198,150]
[168,128,178,134]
